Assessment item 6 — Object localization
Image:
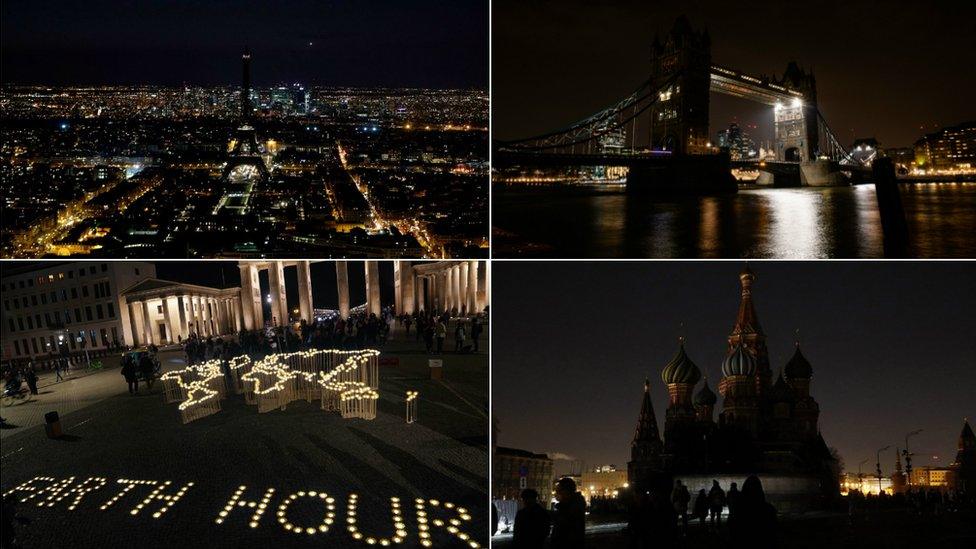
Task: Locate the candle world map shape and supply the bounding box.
[162,349,380,423]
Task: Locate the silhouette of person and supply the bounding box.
[729,475,777,549]
[708,479,727,526]
[513,488,551,549]
[671,479,691,533]
[693,489,709,526]
[551,477,585,549]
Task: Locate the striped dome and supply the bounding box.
[784,344,812,379]
[694,379,717,406]
[661,341,701,385]
[722,343,756,377]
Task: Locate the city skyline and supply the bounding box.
[492,261,976,476]
[1,0,488,89]
[493,0,976,148]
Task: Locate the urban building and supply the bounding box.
[1,261,155,360]
[493,446,555,502]
[628,267,838,511]
[716,123,759,160]
[909,466,954,490]
[914,121,976,171]
[580,465,630,503]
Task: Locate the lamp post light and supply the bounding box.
[904,429,922,488]
[876,446,890,495]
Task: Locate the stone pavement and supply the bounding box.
[0,330,488,548]
[491,508,976,548]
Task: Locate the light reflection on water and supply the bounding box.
[493,183,976,258]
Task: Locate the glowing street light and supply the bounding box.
[792,97,803,108]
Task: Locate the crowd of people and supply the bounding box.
[846,486,971,524]
[502,476,779,549]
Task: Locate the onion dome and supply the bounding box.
[722,343,756,377]
[694,378,717,407]
[784,343,813,379]
[661,339,701,385]
[770,371,794,402]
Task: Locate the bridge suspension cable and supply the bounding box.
[495,73,680,155]
[815,111,857,165]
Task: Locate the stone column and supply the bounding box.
[478,261,489,311]
[297,260,314,323]
[142,300,154,345]
[445,267,454,313]
[238,262,263,330]
[234,295,244,332]
[467,261,478,314]
[192,295,203,335]
[438,271,447,313]
[365,261,381,317]
[268,261,288,326]
[129,301,143,347]
[452,264,462,314]
[394,261,415,315]
[163,296,181,344]
[177,296,189,340]
[416,276,425,313]
[459,262,469,315]
[336,261,350,320]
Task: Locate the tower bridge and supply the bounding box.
[495,16,867,189]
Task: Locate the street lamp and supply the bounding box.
[876,445,890,495]
[904,429,922,487]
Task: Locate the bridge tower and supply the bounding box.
[649,16,712,155]
[772,62,819,162]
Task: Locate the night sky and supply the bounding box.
[492,261,976,476]
[153,261,394,312]
[1,0,487,88]
[492,0,976,148]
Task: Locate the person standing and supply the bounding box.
[54,359,63,383]
[435,320,446,353]
[693,489,709,527]
[709,479,727,527]
[671,480,691,534]
[121,356,138,395]
[470,318,483,352]
[454,323,466,352]
[23,364,38,396]
[551,477,585,549]
[728,475,777,549]
[513,488,550,549]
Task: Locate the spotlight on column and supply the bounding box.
[792,97,803,108]
[774,102,783,111]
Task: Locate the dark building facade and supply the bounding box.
[628,267,837,509]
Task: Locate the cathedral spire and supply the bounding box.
[731,265,763,338]
[633,378,661,445]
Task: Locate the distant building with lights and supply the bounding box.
[627,267,838,511]
[850,137,880,166]
[716,123,759,160]
[910,466,954,490]
[914,121,976,171]
[580,465,629,503]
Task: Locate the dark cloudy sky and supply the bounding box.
[492,261,976,476]
[1,0,487,88]
[492,0,976,148]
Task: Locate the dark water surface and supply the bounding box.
[493,183,976,258]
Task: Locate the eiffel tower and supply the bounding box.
[222,46,269,184]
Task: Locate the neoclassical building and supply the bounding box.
[122,260,487,347]
[628,267,837,510]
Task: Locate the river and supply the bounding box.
[492,183,976,258]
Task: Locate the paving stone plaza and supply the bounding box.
[1,331,488,548]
